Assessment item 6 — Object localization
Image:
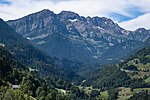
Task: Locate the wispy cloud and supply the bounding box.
[0,0,150,30]
[119,13,150,31]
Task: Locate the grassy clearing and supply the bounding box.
[78,86,92,94]
[128,59,150,71]
[117,87,150,100]
[133,88,150,93]
[30,96,37,100]
[56,88,67,95]
[127,71,150,79]
[78,85,150,100]
[100,91,108,100]
[28,67,38,72]
[117,87,133,100]
[78,85,102,98]
[145,76,150,83]
[124,59,150,79]
[78,86,100,94]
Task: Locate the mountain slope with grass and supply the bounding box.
[119,46,150,83]
[82,45,150,99]
[84,44,150,89]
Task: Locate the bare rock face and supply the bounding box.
[7,9,150,64]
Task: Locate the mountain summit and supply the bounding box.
[7,9,150,65]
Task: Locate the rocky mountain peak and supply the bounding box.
[92,17,123,30]
[6,9,150,64]
[129,28,150,42]
[86,16,92,23]
[7,9,55,23]
[134,28,147,33]
[36,9,55,16]
[25,9,56,19]
[59,11,80,20]
[92,17,114,25]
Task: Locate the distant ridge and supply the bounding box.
[7,9,150,66]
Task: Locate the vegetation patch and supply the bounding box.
[100,91,108,99]
[117,87,133,100]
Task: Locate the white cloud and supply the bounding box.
[119,13,150,31]
[0,0,150,30]
[0,0,133,20]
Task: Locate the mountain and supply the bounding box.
[84,44,150,90]
[128,28,150,42]
[0,18,78,80]
[81,37,150,100]
[0,18,50,65]
[100,40,144,64]
[120,45,150,74]
[7,9,150,66]
[1,9,150,100]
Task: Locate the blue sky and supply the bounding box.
[0,0,11,5]
[0,0,150,30]
[110,6,145,22]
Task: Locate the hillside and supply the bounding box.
[0,47,105,100]
[0,47,64,99]
[82,45,150,99]
[0,18,78,80]
[119,46,150,83]
[84,44,150,88]
[0,47,25,84]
